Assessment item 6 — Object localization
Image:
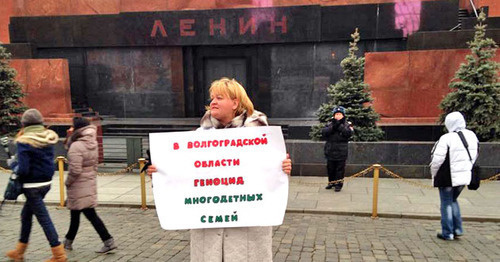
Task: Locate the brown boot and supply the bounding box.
[45,244,67,262]
[6,241,28,261]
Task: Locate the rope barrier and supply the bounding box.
[379,166,435,189]
[289,165,376,186]
[97,162,139,176]
[289,164,499,188]
[2,154,500,214]
[51,157,145,209]
[50,157,140,176]
[2,156,499,216]
[2,161,140,177]
[334,165,376,184]
[479,173,500,184]
[2,160,499,185]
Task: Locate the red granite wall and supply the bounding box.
[274,0,437,6]
[478,0,500,17]
[119,0,169,12]
[365,49,500,124]
[462,0,500,17]
[9,59,73,119]
[0,0,14,44]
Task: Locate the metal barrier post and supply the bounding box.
[57,156,65,208]
[139,158,148,210]
[371,164,381,219]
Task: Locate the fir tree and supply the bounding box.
[439,11,500,141]
[310,28,384,141]
[0,44,26,135]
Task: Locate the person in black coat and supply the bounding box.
[321,106,353,192]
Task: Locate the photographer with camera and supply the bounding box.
[321,106,353,192]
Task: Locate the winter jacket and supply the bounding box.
[65,125,99,210]
[430,112,478,187]
[321,118,353,161]
[14,125,58,186]
[190,109,273,262]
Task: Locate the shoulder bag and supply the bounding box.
[457,131,480,190]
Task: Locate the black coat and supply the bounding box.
[321,118,352,161]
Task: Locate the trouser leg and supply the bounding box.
[83,208,112,241]
[326,160,336,184]
[65,210,82,240]
[439,187,454,239]
[333,160,346,189]
[24,186,60,247]
[452,186,464,235]
[19,201,33,244]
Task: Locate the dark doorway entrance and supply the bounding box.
[188,46,257,117]
[204,57,247,101]
[204,58,247,89]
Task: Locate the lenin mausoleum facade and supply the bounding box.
[1,0,500,141]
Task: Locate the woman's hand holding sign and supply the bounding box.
[146,165,157,179]
[282,153,292,176]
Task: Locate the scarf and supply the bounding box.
[15,125,59,148]
[200,110,268,129]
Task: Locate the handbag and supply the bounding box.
[468,164,481,190]
[3,172,23,200]
[457,131,480,190]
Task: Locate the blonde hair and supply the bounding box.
[208,78,254,116]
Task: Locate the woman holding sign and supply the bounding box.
[147,77,292,261]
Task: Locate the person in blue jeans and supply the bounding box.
[5,108,67,261]
[430,112,478,241]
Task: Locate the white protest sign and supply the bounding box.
[149,126,289,230]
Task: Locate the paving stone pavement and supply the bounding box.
[1,205,499,262]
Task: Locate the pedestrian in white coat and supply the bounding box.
[147,78,292,261]
[430,111,478,240]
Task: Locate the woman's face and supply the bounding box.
[210,93,239,124]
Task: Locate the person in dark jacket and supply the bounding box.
[63,117,117,253]
[321,106,353,192]
[5,108,67,262]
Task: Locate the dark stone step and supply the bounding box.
[100,118,446,141]
[103,125,289,138]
